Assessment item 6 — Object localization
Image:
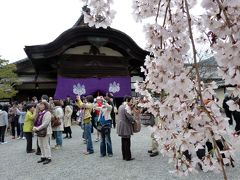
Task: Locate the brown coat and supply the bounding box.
[117,104,134,137]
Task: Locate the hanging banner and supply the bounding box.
[54,76,131,99]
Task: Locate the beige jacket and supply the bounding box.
[52,106,64,131]
[64,106,73,127]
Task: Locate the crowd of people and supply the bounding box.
[0,93,144,164]
[0,92,239,166]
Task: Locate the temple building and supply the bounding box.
[15,14,148,101]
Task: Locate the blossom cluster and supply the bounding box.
[201,0,240,111]
[133,0,237,176]
[81,0,116,28]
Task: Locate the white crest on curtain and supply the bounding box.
[73,83,86,96]
[109,81,120,93]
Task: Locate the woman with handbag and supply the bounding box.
[33,101,52,165]
[52,100,64,150]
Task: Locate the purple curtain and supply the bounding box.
[54,76,131,99]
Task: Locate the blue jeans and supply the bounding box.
[100,125,113,156]
[19,123,24,138]
[54,131,63,146]
[84,123,94,153]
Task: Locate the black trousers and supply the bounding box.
[121,137,131,160]
[25,132,33,152]
[0,126,6,142]
[36,139,41,153]
[112,117,116,129]
[64,127,72,137]
[197,140,225,160]
[11,119,20,137]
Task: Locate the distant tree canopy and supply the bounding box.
[0,57,19,99]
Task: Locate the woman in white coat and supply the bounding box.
[64,105,73,139]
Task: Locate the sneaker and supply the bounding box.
[52,145,61,150]
[51,145,57,149]
[17,137,21,140]
[55,146,61,150]
[83,151,94,155]
[22,137,26,140]
[108,154,113,157]
[1,141,8,144]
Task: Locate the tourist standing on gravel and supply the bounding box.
[0,104,8,144]
[117,96,135,161]
[9,102,20,139]
[33,101,52,165]
[64,105,73,139]
[76,95,94,155]
[23,104,36,153]
[93,96,103,142]
[95,97,113,157]
[52,100,64,150]
[17,104,27,139]
[106,93,117,129]
[35,95,50,155]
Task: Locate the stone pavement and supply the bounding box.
[0,125,239,180]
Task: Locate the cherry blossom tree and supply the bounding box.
[82,0,240,179]
[82,0,116,28]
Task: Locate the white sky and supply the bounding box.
[0,0,147,62]
[0,0,204,63]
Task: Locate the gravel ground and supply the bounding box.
[0,125,239,180]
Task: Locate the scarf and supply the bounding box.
[34,110,46,127]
